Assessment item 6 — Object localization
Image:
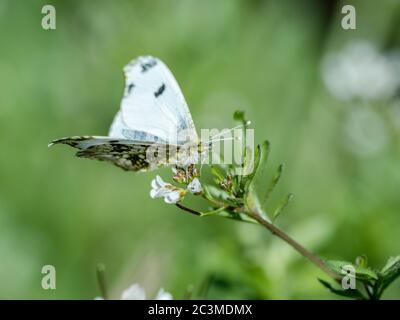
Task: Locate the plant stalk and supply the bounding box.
[182,195,340,281]
[243,208,340,281]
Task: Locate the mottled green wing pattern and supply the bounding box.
[49,136,175,172]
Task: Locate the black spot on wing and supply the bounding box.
[140,59,157,73]
[124,83,135,97]
[154,83,166,98]
[127,83,134,93]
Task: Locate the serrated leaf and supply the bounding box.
[272,193,294,222]
[318,279,366,300]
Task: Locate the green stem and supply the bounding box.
[363,283,374,300]
[96,263,108,299]
[176,196,340,282]
[200,206,227,217]
[242,208,341,281]
[176,203,201,216]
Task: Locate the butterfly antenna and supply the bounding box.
[208,121,251,141]
[208,136,241,146]
[199,155,206,174]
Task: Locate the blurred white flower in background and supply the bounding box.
[343,106,388,156]
[121,283,173,300]
[322,41,400,156]
[322,41,400,101]
[96,283,173,300]
[121,283,146,300]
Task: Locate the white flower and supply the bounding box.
[322,41,400,101]
[96,283,173,300]
[150,175,185,204]
[121,283,146,300]
[187,178,202,194]
[154,288,173,300]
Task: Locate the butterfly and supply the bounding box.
[49,56,211,172]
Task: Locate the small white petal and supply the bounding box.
[164,191,182,204]
[154,288,173,300]
[187,178,202,194]
[151,178,159,189]
[150,189,158,199]
[155,175,167,187]
[121,283,146,300]
[151,188,170,199]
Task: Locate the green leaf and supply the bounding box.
[355,255,368,268]
[242,141,271,200]
[377,256,400,293]
[217,210,258,224]
[256,140,271,177]
[263,163,284,205]
[354,267,379,282]
[241,144,261,192]
[204,185,241,206]
[381,256,400,275]
[272,193,294,222]
[326,260,378,283]
[233,110,246,123]
[245,184,271,222]
[243,140,270,183]
[204,185,229,201]
[96,263,108,299]
[318,279,366,300]
[211,166,225,184]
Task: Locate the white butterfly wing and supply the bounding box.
[116,56,198,145]
[108,111,166,143]
[50,56,199,172]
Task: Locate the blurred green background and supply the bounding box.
[0,0,399,299]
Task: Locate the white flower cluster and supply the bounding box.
[150,175,202,204]
[322,41,400,101]
[150,175,185,204]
